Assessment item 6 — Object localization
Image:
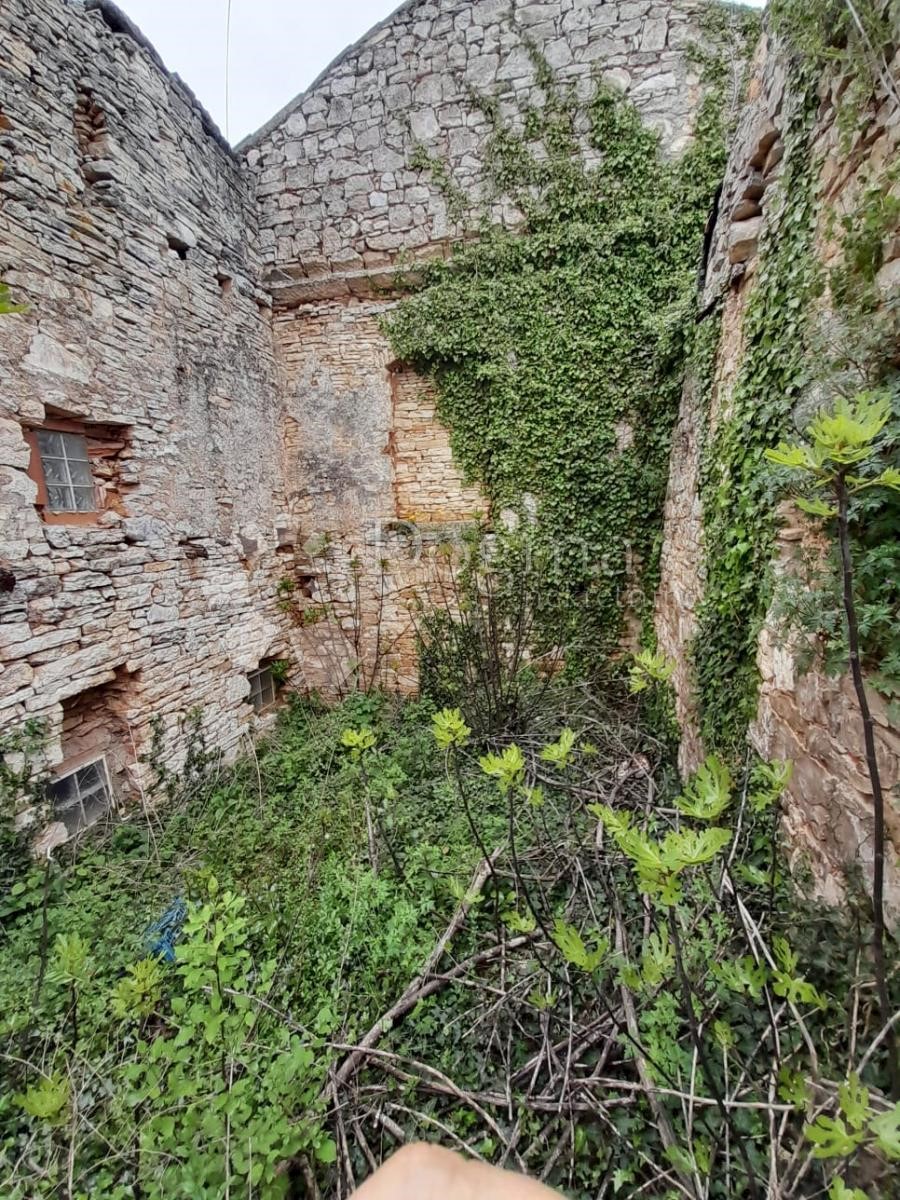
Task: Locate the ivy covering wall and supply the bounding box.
[693,82,821,755]
[387,17,760,673]
[388,0,898,763]
[693,0,900,757]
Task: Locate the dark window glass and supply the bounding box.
[247,667,277,713]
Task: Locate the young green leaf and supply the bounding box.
[539,727,576,769]
[628,648,675,694]
[838,1072,870,1132]
[551,919,608,972]
[675,755,732,820]
[795,496,837,518]
[432,707,471,750]
[868,1102,900,1160]
[479,744,525,794]
[805,1115,865,1159]
[15,1074,70,1126]
[829,1180,869,1200]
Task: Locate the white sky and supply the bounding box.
[117,0,399,144]
[117,0,767,147]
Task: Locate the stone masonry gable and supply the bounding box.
[243,0,712,302]
[81,0,235,156]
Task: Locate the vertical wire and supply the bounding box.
[225,0,234,140]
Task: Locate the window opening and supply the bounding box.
[35,430,95,512]
[50,757,113,835]
[247,666,278,713]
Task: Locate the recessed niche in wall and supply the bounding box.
[296,573,316,599]
[166,234,190,260]
[54,669,138,835]
[73,88,112,187]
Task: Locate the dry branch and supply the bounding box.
[332,848,504,1088]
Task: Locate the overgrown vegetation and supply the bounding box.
[769,0,900,143]
[694,2,900,757]
[2,685,898,1198]
[692,79,822,755]
[0,695,484,1196]
[766,392,900,1096]
[3,5,899,1198]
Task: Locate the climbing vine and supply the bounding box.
[693,83,822,756]
[694,0,900,757]
[387,24,755,673]
[769,0,900,143]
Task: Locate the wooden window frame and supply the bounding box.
[24,417,102,526]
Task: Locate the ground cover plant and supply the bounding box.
[1,669,898,1199]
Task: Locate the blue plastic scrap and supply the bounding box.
[145,897,188,962]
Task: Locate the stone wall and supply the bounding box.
[243,0,713,294]
[243,0,720,702]
[655,29,900,913]
[0,0,299,809]
[6,0,723,816]
[6,0,896,916]
[273,299,483,692]
[391,365,484,523]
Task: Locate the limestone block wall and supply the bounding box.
[243,0,713,293]
[391,365,484,523]
[655,30,900,912]
[277,301,398,532]
[273,300,483,691]
[0,0,301,801]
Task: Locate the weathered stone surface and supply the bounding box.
[7,0,896,918]
[656,27,900,916]
[0,0,302,813]
[23,332,91,382]
[728,216,762,263]
[732,197,762,221]
[244,0,717,281]
[240,0,728,720]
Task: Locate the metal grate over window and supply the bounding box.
[248,667,277,713]
[49,758,112,835]
[35,430,95,512]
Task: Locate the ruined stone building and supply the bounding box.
[1,1,898,905]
